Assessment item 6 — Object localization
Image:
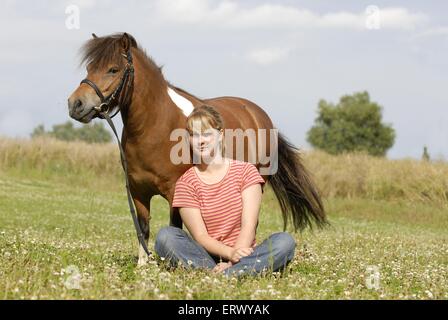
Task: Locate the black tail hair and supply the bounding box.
[269,132,327,231]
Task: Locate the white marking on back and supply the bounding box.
[167,87,194,116]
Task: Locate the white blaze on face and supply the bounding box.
[167,87,194,116]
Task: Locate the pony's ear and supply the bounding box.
[120,32,137,52]
[92,33,98,39]
[121,32,131,52]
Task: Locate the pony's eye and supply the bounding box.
[108,67,119,74]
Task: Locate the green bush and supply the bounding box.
[307,91,395,156]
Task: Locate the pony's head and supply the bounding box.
[68,32,137,123]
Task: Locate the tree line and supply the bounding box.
[31,121,112,144]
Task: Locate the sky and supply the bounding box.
[0,0,447,160]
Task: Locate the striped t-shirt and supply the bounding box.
[172,159,265,247]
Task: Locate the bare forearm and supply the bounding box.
[233,228,256,249]
[196,234,233,261]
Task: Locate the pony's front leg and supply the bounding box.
[132,195,152,266]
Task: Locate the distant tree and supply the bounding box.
[422,146,430,161]
[30,121,112,144]
[31,124,47,138]
[307,91,395,157]
[77,122,112,144]
[51,121,78,141]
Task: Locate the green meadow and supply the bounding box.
[0,137,447,299]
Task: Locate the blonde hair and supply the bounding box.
[186,105,225,156]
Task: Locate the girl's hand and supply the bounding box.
[229,247,254,264]
[212,262,232,273]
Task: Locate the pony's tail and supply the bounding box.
[269,132,328,231]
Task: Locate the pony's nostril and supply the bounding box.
[74,99,84,112]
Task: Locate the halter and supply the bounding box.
[80,48,134,119]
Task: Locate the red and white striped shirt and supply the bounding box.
[172,159,265,247]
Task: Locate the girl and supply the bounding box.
[155,105,295,277]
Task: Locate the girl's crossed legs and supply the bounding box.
[154,226,296,277]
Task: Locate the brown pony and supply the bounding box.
[68,33,326,265]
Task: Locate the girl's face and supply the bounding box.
[190,127,223,161]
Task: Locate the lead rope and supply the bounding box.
[101,111,152,258]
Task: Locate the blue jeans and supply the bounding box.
[154,226,296,277]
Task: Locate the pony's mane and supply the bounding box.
[167,82,203,101]
[80,32,202,101]
[80,33,160,73]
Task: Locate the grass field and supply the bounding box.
[0,137,447,299]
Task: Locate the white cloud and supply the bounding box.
[152,0,428,31]
[245,47,291,65]
[379,7,428,30]
[318,11,362,29]
[227,4,316,29]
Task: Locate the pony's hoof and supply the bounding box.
[137,255,150,267]
[137,252,155,267]
[137,258,149,267]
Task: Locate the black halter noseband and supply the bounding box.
[80,48,134,119]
